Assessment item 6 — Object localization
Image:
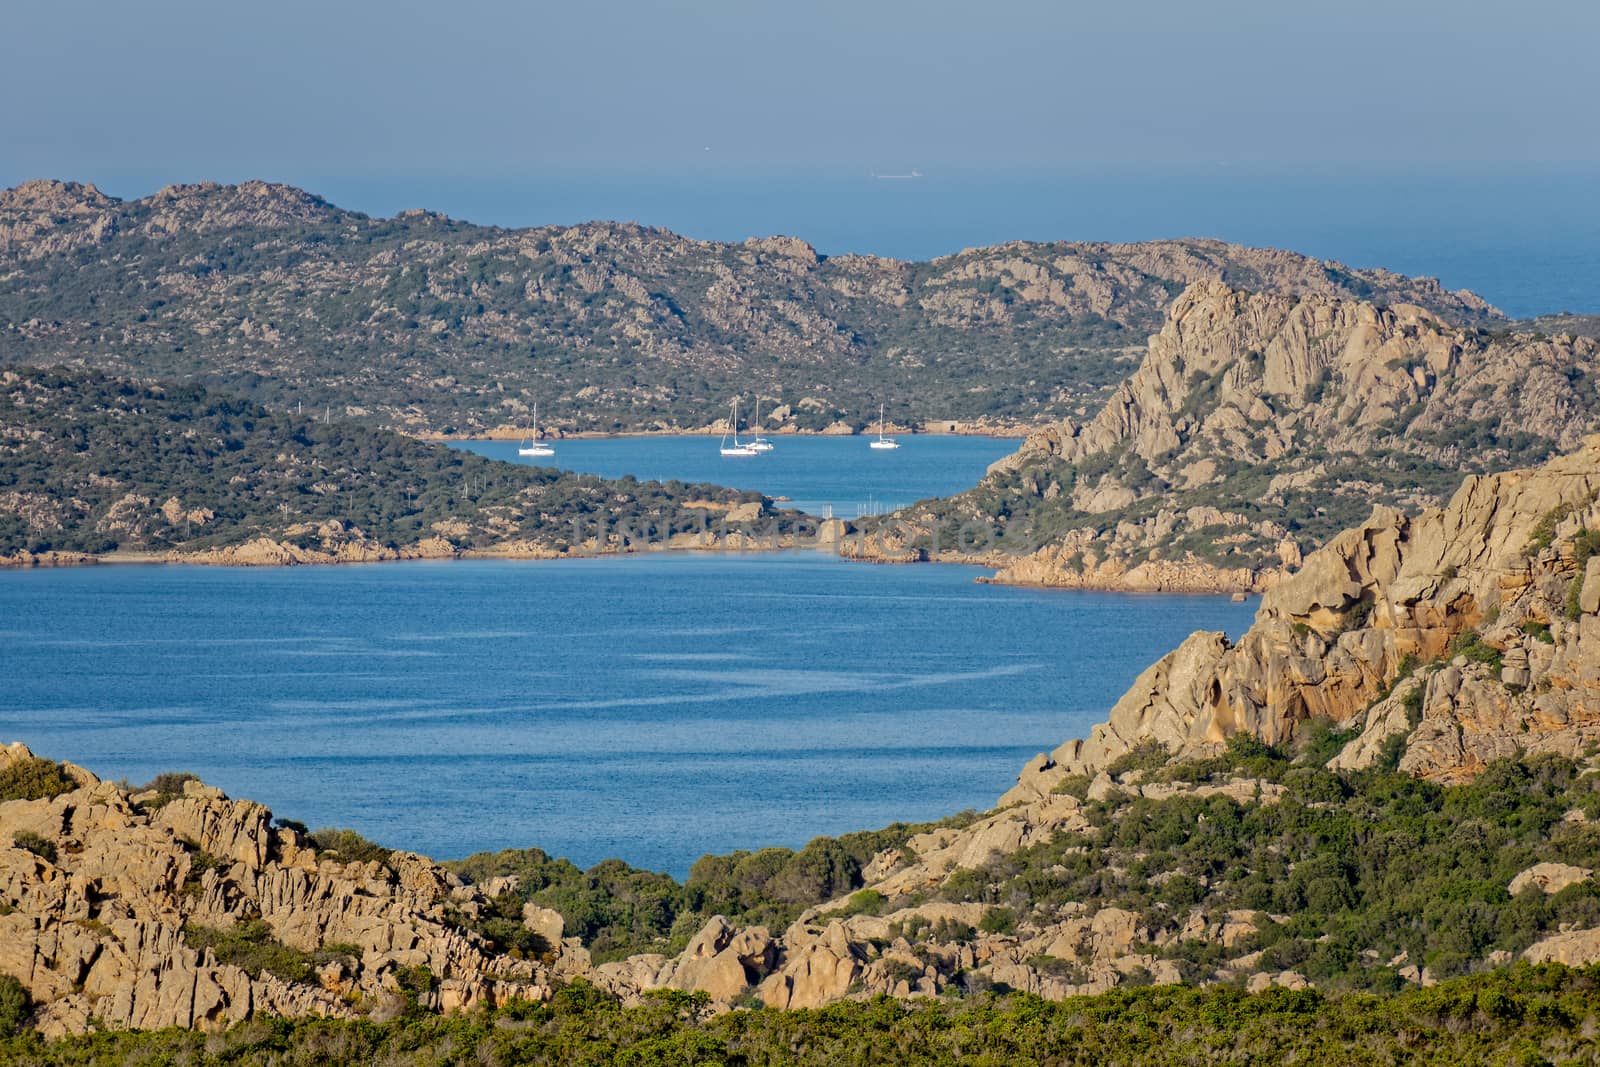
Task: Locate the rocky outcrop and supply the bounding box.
[0,741,1320,1032]
[887,280,1600,593]
[1006,435,1600,796]
[0,747,557,1036]
[1509,863,1593,897]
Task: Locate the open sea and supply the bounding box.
[4,436,1256,876]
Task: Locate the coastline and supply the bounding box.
[0,535,1263,595]
[417,423,1041,443]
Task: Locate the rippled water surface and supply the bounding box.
[4,554,1256,875]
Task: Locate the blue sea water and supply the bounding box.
[456,435,1025,517]
[1,555,1254,876]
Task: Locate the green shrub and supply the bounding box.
[1565,528,1600,619]
[1107,738,1171,777]
[832,890,890,918]
[0,758,75,803]
[11,832,57,864]
[0,974,29,1038]
[1450,631,1503,673]
[1400,683,1425,725]
[183,920,316,982]
[1521,620,1555,644]
[1526,504,1576,554]
[445,892,550,959]
[1050,774,1093,799]
[881,959,925,986]
[308,828,393,866]
[979,907,1017,935]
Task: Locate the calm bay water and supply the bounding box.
[2,555,1254,876]
[456,434,1024,517]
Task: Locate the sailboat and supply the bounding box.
[518,402,556,457]
[748,398,775,452]
[720,398,759,456]
[869,402,900,450]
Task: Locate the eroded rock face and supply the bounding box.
[0,749,554,1036]
[1006,435,1600,795]
[898,280,1600,593]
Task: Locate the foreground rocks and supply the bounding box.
[0,741,1315,1033]
[0,748,567,1035]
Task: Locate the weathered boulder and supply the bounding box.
[1509,863,1594,897]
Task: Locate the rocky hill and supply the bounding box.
[0,366,802,565]
[1006,432,1600,792]
[861,280,1600,591]
[0,179,1500,435]
[12,443,1600,1040]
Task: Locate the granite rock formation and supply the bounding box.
[1006,434,1600,798]
[878,280,1600,592]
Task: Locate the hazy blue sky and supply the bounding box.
[3,0,1597,314]
[4,0,1596,182]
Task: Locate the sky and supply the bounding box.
[4,0,1596,181]
[2,1,1597,313]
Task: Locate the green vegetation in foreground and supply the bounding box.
[446,815,977,962]
[5,966,1600,1065]
[417,737,1600,991]
[943,735,1600,990]
[0,367,801,557]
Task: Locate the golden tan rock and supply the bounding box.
[1007,435,1600,792]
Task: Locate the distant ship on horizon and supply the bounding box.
[871,169,923,180]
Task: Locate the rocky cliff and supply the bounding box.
[0,748,565,1035]
[1006,434,1600,796]
[877,280,1600,592]
[0,179,1498,435]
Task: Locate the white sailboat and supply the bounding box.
[518,402,556,457]
[748,398,775,452]
[869,402,900,450]
[720,398,759,456]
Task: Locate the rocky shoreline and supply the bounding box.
[421,420,1040,443]
[4,517,1283,597]
[1,527,830,570]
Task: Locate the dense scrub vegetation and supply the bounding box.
[940,736,1600,990]
[5,966,1600,1064]
[0,757,76,803]
[0,367,799,556]
[447,817,976,962]
[181,920,355,985]
[0,181,1496,434]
